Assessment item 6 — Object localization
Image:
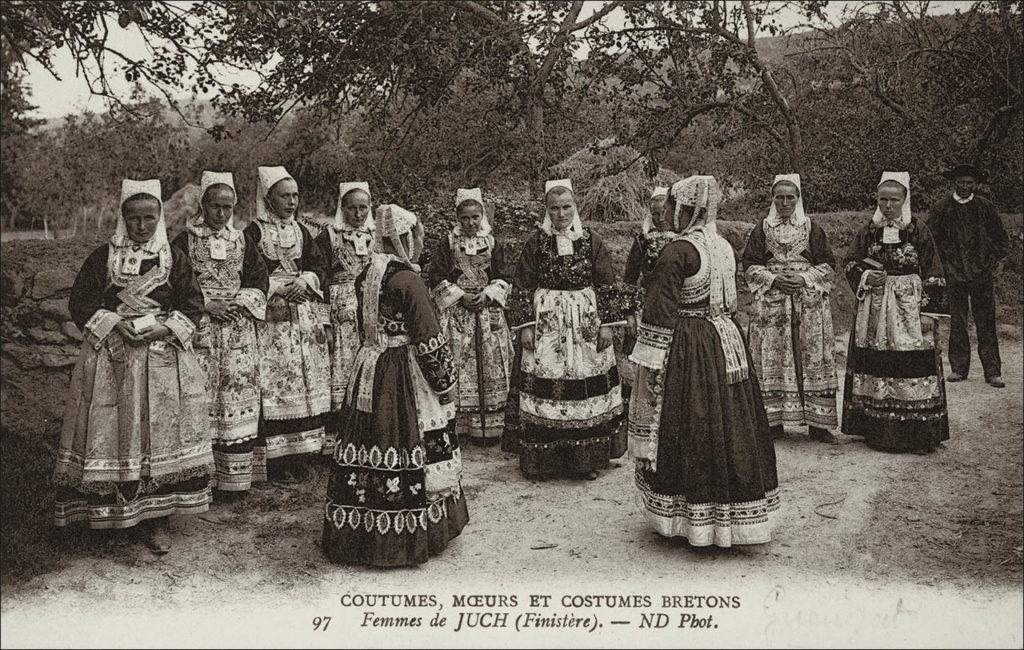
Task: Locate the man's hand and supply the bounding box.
[597,325,614,352]
[206,299,234,322]
[520,325,536,351]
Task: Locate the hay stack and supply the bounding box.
[550,139,680,223]
[163,183,200,239]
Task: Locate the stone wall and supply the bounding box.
[1,235,109,372]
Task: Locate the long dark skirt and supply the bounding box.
[841,336,950,452]
[322,347,468,567]
[500,337,524,454]
[634,317,780,546]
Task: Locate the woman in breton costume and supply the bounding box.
[322,204,467,567]
[621,186,675,402]
[628,175,779,546]
[317,181,375,454]
[503,179,637,480]
[244,166,331,483]
[741,174,839,442]
[842,172,949,452]
[171,172,269,493]
[427,187,514,445]
[56,179,210,553]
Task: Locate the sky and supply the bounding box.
[20,0,976,120]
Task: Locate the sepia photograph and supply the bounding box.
[1,0,1021,647]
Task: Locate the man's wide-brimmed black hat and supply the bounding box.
[942,163,987,182]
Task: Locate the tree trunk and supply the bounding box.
[526,85,546,198]
[786,117,804,175]
[972,101,1021,168]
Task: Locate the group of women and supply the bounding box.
[52,166,949,565]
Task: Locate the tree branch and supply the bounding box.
[570,1,622,32]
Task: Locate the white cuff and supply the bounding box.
[298,271,323,300]
[801,264,834,295]
[856,271,872,301]
[629,320,672,370]
[432,280,466,312]
[481,280,510,308]
[235,288,267,320]
[268,276,289,298]
[744,266,776,296]
[164,311,196,349]
[84,309,122,349]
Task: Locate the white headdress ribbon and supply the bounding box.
[766,173,808,228]
[114,178,168,252]
[255,166,294,223]
[871,171,912,229]
[454,187,493,244]
[334,181,374,232]
[642,186,671,234]
[192,171,239,238]
[541,178,583,243]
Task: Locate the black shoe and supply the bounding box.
[809,426,839,444]
[986,375,1006,388]
[271,459,311,484]
[947,372,967,382]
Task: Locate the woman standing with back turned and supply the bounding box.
[629,175,779,547]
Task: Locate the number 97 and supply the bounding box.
[312,616,332,631]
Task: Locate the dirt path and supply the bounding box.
[2,338,1021,647]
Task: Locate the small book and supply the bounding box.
[132,314,158,332]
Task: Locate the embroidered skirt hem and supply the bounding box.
[841,342,949,452]
[321,491,469,567]
[54,475,210,529]
[636,468,779,546]
[762,390,838,428]
[456,409,505,442]
[212,440,256,492]
[519,415,626,478]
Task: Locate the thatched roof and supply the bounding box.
[550,138,680,223]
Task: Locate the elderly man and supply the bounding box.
[927,163,1009,388]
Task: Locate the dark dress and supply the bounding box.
[171,229,269,492]
[502,227,639,478]
[628,233,779,546]
[426,234,515,443]
[55,243,211,528]
[842,217,950,452]
[621,230,678,400]
[244,219,332,467]
[314,225,374,452]
[322,258,467,567]
[740,219,839,429]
